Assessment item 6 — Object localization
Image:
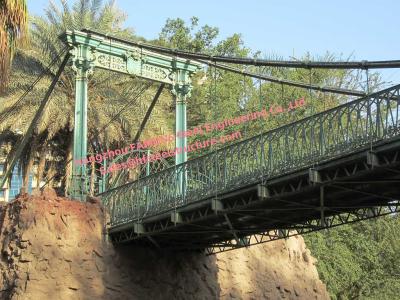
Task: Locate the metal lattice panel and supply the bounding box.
[99,85,400,226]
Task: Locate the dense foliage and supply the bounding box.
[304,214,400,299]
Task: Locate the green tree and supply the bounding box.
[155,17,376,159]
[156,17,254,157]
[158,16,219,53]
[305,214,400,299]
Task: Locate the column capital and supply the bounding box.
[171,65,196,102]
[171,83,192,103]
[70,44,96,79]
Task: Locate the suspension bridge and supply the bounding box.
[101,84,400,254]
[1,29,400,254]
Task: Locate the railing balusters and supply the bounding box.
[99,85,400,227]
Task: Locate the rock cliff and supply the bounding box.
[0,190,329,299]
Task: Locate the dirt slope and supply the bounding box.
[0,190,329,300]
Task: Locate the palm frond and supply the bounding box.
[0,0,28,92]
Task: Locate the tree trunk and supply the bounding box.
[22,138,38,194]
[36,148,46,189]
[1,161,10,202]
[22,156,33,194]
[63,132,73,196]
[47,161,56,187]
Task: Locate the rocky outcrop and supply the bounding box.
[0,190,329,299]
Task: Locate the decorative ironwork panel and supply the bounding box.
[99,85,400,227]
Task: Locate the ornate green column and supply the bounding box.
[172,69,192,198]
[61,29,201,198]
[173,85,190,165]
[70,45,95,200]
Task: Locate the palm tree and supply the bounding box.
[0,0,28,93]
[0,0,173,195]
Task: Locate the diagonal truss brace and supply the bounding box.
[205,202,400,255]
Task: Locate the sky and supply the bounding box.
[27,0,400,86]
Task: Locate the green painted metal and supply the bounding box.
[106,149,170,190]
[62,29,200,83]
[71,66,90,199]
[60,30,201,198]
[66,34,99,199]
[172,67,193,165]
[172,75,191,195]
[97,84,400,227]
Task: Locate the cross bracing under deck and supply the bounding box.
[98,84,400,253]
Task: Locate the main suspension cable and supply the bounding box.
[81,29,400,70]
[80,29,379,97]
[198,59,366,97]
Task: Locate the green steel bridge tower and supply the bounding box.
[61,29,201,200]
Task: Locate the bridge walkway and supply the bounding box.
[98,84,400,253]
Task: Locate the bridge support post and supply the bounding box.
[70,44,96,200]
[172,69,192,197]
[175,92,187,166]
[211,199,224,212]
[72,69,89,200]
[257,184,270,199]
[367,151,380,167]
[309,168,321,184]
[62,30,201,200]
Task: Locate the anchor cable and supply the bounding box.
[0,47,69,124]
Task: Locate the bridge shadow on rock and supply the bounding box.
[108,245,220,299]
[214,235,330,299]
[109,236,331,299]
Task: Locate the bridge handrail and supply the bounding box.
[99,84,400,226]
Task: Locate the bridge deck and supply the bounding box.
[99,84,400,253]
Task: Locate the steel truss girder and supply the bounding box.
[205,203,400,255]
[108,148,400,251]
[100,84,400,227]
[104,84,400,252]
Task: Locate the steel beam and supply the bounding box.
[211,199,224,212]
[134,223,145,234]
[367,151,380,167]
[205,202,400,255]
[309,168,322,184]
[171,212,183,224]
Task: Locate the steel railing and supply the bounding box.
[99,84,400,227]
